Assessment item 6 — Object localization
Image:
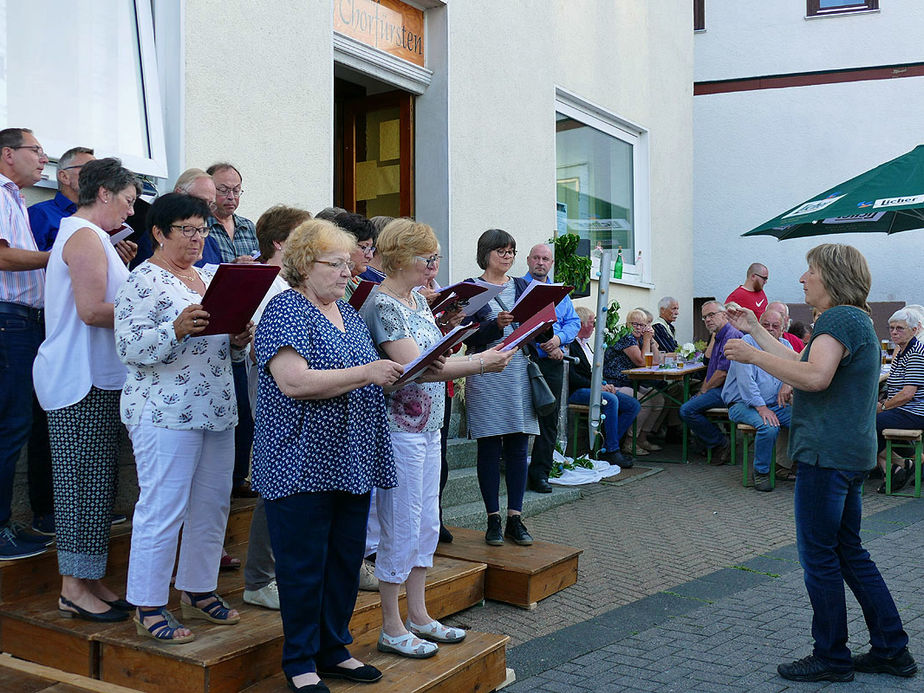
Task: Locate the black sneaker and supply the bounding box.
[0,523,47,561]
[12,521,55,547]
[753,472,773,492]
[852,648,917,677]
[111,513,128,526]
[778,655,854,682]
[485,515,503,546]
[31,513,55,536]
[504,515,533,546]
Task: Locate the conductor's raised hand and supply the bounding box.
[725,302,759,334]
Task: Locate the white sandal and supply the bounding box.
[406,618,466,643]
[377,630,438,658]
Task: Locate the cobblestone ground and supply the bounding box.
[444,459,912,648]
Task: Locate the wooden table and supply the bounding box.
[622,362,706,463]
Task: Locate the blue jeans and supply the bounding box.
[794,463,908,667]
[728,402,792,474]
[679,388,726,448]
[0,308,44,526]
[264,490,370,679]
[568,389,641,453]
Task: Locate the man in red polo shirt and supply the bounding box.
[726,263,769,317]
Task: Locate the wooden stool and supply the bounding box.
[883,428,923,498]
[737,423,776,488]
[704,408,736,465]
[567,404,591,457]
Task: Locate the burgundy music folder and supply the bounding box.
[199,263,281,335]
[508,281,573,323]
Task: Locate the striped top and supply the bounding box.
[887,336,924,417]
[0,173,44,307]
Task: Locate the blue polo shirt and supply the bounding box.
[521,272,581,358]
[28,192,76,251]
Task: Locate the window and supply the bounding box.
[0,0,167,178]
[807,0,878,16]
[694,0,705,31]
[555,90,649,282]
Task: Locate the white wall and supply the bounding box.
[443,0,696,339]
[696,0,924,81]
[183,0,334,220]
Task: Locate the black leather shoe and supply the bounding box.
[439,524,454,543]
[528,476,553,493]
[504,515,533,546]
[104,598,134,611]
[778,655,853,682]
[601,450,634,468]
[485,515,504,546]
[852,648,917,677]
[709,441,731,466]
[58,596,129,623]
[317,662,382,683]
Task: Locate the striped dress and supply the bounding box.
[465,280,539,438]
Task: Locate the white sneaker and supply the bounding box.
[359,559,379,591]
[243,580,279,610]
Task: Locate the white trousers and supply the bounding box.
[126,414,234,606]
[374,430,440,584]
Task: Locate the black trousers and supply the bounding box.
[528,357,564,482]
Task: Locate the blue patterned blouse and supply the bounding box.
[251,289,396,500]
[602,333,639,388]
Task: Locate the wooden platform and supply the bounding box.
[0,652,138,692]
[434,527,582,609]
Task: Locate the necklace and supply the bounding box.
[380,282,414,306]
[153,257,197,282]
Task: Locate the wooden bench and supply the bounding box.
[883,428,922,498]
[704,408,736,465]
[737,423,776,489]
[567,403,593,458]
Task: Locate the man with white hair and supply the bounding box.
[768,300,804,352]
[174,168,221,266]
[652,296,679,353]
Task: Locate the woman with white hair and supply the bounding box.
[874,307,924,493]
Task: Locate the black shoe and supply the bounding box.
[891,463,910,492]
[504,515,533,546]
[31,513,55,536]
[852,648,917,677]
[601,450,634,468]
[104,598,135,611]
[527,476,553,493]
[753,472,773,492]
[13,521,55,547]
[709,440,731,466]
[58,596,129,623]
[485,515,504,546]
[439,524,454,543]
[317,662,383,683]
[110,512,127,525]
[777,655,854,682]
[286,677,330,692]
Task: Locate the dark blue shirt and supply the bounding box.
[27,192,76,251]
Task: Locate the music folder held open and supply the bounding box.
[199,263,281,336]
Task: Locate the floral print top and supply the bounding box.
[361,289,445,433]
[114,262,243,431]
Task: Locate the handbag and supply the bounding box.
[494,292,557,416]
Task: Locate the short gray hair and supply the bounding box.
[658,296,677,310]
[890,308,922,330]
[174,167,210,193]
[58,146,94,171]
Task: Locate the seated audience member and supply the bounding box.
[767,300,804,352]
[652,296,679,353]
[332,211,376,298]
[28,146,95,251]
[602,308,665,454]
[875,308,924,493]
[359,215,392,283]
[679,301,743,463]
[116,193,252,643]
[173,168,222,267]
[789,320,811,345]
[726,263,769,317]
[721,309,794,492]
[571,307,639,467]
[252,218,400,689]
[906,305,924,337]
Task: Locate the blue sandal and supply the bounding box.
[134,606,195,644]
[180,591,240,625]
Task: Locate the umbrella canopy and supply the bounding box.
[743,144,924,239]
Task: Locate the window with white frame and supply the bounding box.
[555,90,649,282]
[807,0,878,17]
[0,0,167,178]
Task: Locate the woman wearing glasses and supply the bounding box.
[33,158,140,621]
[331,211,377,299]
[361,219,513,659]
[115,193,253,643]
[463,229,541,546]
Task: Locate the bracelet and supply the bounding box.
[468,354,485,375]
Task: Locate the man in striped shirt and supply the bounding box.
[0,128,52,560]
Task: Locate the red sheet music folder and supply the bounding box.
[508,282,572,323]
[392,323,480,387]
[499,303,557,351]
[348,280,377,311]
[199,263,281,335]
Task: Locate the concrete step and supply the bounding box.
[440,467,484,507]
[445,437,477,470]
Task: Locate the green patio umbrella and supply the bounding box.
[743,144,924,239]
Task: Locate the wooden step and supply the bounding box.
[0,499,257,605]
[92,557,485,693]
[0,652,139,692]
[241,629,509,693]
[434,526,581,609]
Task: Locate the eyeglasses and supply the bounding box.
[702,311,725,322]
[10,145,47,158]
[314,259,355,272]
[357,244,376,256]
[629,322,648,329]
[416,254,442,268]
[215,186,243,198]
[888,325,909,332]
[61,164,85,171]
[753,274,769,281]
[170,224,210,238]
[494,248,516,258]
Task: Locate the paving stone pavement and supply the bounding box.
[440,457,923,690]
